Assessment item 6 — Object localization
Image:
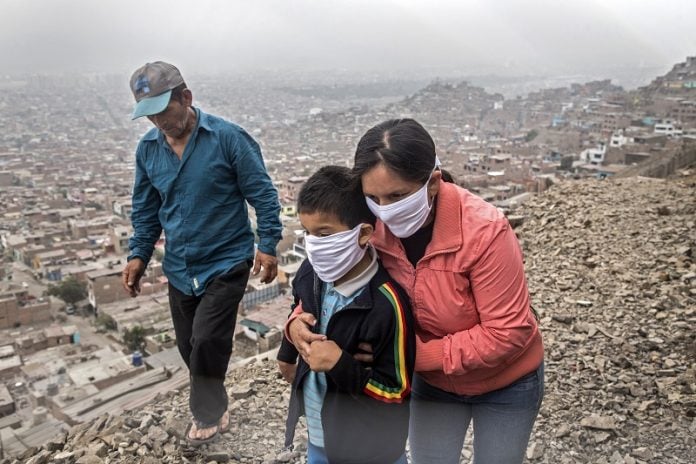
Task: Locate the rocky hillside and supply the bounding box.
[5,173,695,464]
[517,173,695,463]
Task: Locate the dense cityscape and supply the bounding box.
[0,57,695,459]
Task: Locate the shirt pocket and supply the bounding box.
[147,153,179,196]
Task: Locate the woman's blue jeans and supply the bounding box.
[409,363,544,464]
[307,442,408,464]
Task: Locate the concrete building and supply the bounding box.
[0,382,16,417]
[87,263,166,310]
[654,120,683,137]
[67,346,145,391]
[0,171,13,187]
[86,268,124,309]
[111,225,131,254]
[672,100,696,122]
[144,331,176,354]
[44,325,77,347]
[0,345,22,380]
[96,290,171,334]
[280,176,308,202]
[580,142,607,165]
[0,292,51,330]
[235,293,293,357]
[610,129,629,147]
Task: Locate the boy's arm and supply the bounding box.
[277,336,298,384]
[277,334,299,364]
[327,283,415,403]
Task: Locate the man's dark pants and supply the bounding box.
[167,261,250,427]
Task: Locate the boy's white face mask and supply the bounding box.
[365,159,440,238]
[304,223,367,283]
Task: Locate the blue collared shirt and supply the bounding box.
[302,248,377,448]
[128,108,282,296]
[303,283,363,448]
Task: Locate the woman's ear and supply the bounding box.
[428,170,442,198]
[358,223,374,247]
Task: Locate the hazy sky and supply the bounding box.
[1,0,694,77]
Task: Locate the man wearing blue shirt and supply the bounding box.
[121,61,282,445]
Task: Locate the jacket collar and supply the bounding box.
[371,179,463,260]
[294,259,390,315]
[332,245,378,297]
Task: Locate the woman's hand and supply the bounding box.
[306,340,342,372]
[353,342,374,363]
[289,312,326,360]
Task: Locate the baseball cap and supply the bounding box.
[129,61,185,120]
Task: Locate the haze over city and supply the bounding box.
[1,0,695,84]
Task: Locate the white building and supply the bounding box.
[654,120,683,137]
[580,142,607,165]
[610,130,629,148]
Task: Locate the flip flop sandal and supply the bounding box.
[184,421,219,447]
[219,411,231,434]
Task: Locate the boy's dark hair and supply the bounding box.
[298,165,376,227]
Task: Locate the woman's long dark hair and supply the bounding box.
[353,118,454,184]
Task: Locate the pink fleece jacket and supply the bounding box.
[369,180,543,396]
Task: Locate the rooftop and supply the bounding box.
[67,347,136,387]
[0,382,13,406]
[0,354,22,373]
[86,268,122,280]
[0,345,16,358]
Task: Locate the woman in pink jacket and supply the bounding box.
[289,118,544,463]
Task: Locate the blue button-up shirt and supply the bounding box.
[128,108,282,296]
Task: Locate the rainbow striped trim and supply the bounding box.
[363,282,410,403]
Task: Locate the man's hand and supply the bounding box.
[289,313,326,360]
[252,250,278,284]
[122,258,146,297]
[277,360,297,384]
[306,340,342,372]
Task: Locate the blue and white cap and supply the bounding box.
[129,61,185,119]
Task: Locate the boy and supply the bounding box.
[277,166,415,464]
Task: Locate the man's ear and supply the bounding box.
[183,88,193,106]
[358,223,374,247]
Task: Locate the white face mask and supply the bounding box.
[365,160,440,238]
[304,224,367,283]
